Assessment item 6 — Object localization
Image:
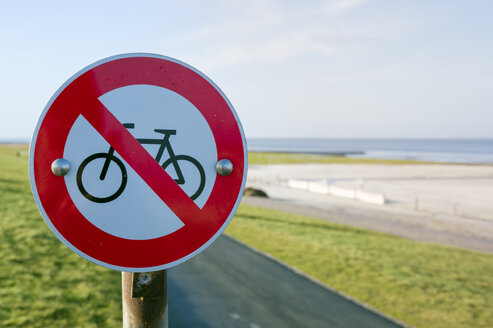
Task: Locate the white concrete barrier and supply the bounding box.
[355,190,385,205]
[288,179,386,205]
[329,186,356,199]
[288,179,309,190]
[308,181,331,194]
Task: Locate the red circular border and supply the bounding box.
[32,55,245,269]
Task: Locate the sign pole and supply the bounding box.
[122,270,168,327]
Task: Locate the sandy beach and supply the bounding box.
[245,163,493,252]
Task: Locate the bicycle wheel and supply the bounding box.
[161,155,205,201]
[77,153,128,203]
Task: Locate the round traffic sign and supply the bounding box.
[29,53,247,272]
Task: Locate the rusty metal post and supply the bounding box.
[122,270,168,327]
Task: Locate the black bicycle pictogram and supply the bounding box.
[76,123,205,203]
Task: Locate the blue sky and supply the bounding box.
[1,0,492,139]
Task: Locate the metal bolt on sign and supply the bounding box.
[216,159,233,176]
[51,158,70,176]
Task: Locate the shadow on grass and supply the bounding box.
[0,185,28,194]
[0,176,30,194]
[0,177,21,185]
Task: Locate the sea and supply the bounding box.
[247,138,493,164]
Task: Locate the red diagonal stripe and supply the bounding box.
[79,97,203,224]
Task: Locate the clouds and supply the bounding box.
[322,0,371,15]
[172,0,376,71]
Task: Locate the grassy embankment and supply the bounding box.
[1,145,492,327]
[0,145,121,327]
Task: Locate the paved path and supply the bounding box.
[168,235,404,328]
[242,195,493,254]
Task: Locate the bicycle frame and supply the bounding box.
[99,123,184,184]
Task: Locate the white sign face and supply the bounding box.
[29,54,247,271]
[64,85,217,240]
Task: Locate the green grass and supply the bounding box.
[0,145,121,327]
[225,204,493,328]
[248,151,438,165]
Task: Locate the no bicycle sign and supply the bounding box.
[29,54,247,272]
